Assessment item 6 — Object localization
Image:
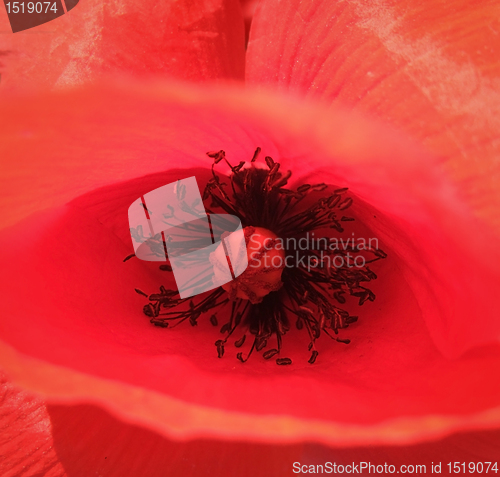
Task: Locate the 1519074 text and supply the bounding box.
[5,2,57,14]
[448,462,498,473]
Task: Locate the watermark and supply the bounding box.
[128,177,248,300]
[292,461,499,474]
[249,232,379,253]
[247,230,381,273]
[3,0,79,33]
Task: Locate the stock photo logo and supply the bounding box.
[2,0,78,32]
[128,176,248,299]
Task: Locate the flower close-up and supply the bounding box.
[0,0,499,475]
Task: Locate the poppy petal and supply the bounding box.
[303,428,500,468]
[246,0,500,230]
[240,0,259,45]
[2,374,497,476]
[0,372,64,477]
[0,83,499,447]
[0,0,245,91]
[47,399,305,477]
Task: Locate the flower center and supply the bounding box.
[129,148,387,365]
[219,226,285,304]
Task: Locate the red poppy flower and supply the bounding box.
[1,0,500,473]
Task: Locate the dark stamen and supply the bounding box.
[276,357,292,365]
[234,335,246,348]
[251,147,261,163]
[308,350,319,364]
